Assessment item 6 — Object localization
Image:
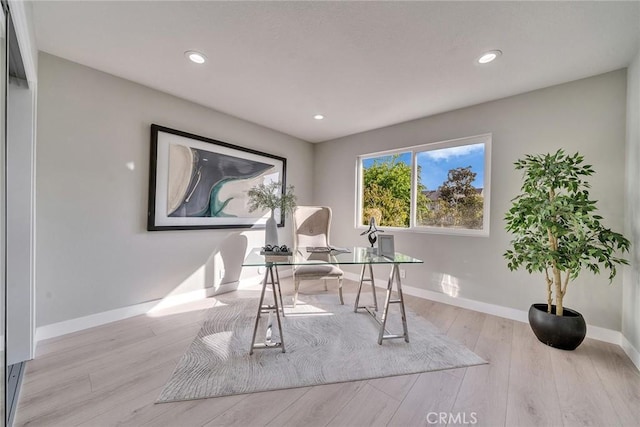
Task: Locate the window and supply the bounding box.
[357,134,491,235]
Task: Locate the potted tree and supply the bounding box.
[247,181,296,248]
[504,150,630,350]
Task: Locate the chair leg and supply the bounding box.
[324,279,328,291]
[338,277,344,305]
[293,278,300,308]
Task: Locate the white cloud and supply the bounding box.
[421,143,484,161]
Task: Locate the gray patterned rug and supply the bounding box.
[157,294,486,403]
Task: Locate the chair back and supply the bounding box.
[292,206,332,249]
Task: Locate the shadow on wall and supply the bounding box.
[147,232,251,315]
[205,233,248,295]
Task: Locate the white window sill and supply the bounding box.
[355,225,490,238]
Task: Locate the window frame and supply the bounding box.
[356,133,491,237]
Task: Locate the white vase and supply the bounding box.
[265,210,279,247]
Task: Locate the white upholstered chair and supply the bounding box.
[292,206,344,307]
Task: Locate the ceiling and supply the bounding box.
[32,1,640,143]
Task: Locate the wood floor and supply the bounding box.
[15,279,640,427]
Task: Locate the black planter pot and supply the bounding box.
[528,304,587,350]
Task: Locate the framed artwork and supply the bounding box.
[377,234,395,258]
[148,124,287,231]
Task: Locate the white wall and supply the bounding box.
[315,70,628,331]
[36,53,314,326]
[623,51,640,353]
[6,80,36,363]
[6,0,38,362]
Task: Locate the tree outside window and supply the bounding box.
[358,137,489,234]
[361,153,413,227]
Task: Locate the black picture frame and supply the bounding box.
[148,124,287,231]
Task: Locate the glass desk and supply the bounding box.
[243,247,423,354]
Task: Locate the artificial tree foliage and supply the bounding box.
[247,181,297,215]
[504,150,630,316]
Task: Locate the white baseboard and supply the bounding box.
[585,324,624,345]
[35,286,221,343]
[34,270,635,371]
[621,335,640,372]
[35,299,159,343]
[206,282,238,298]
[34,272,288,345]
[148,288,212,313]
[343,272,623,346]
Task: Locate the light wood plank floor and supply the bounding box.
[15,279,640,427]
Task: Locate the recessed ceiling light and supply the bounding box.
[185,51,206,64]
[478,50,502,64]
[314,114,325,120]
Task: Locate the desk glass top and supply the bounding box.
[242,247,423,267]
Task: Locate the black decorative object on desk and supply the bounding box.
[360,217,384,248]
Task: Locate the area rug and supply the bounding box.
[157,294,486,403]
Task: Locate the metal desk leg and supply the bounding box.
[249,268,269,354]
[354,263,378,312]
[369,264,378,310]
[377,263,410,345]
[396,265,409,343]
[269,267,286,350]
[274,265,285,317]
[249,265,286,354]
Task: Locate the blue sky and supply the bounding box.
[363,143,484,191]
